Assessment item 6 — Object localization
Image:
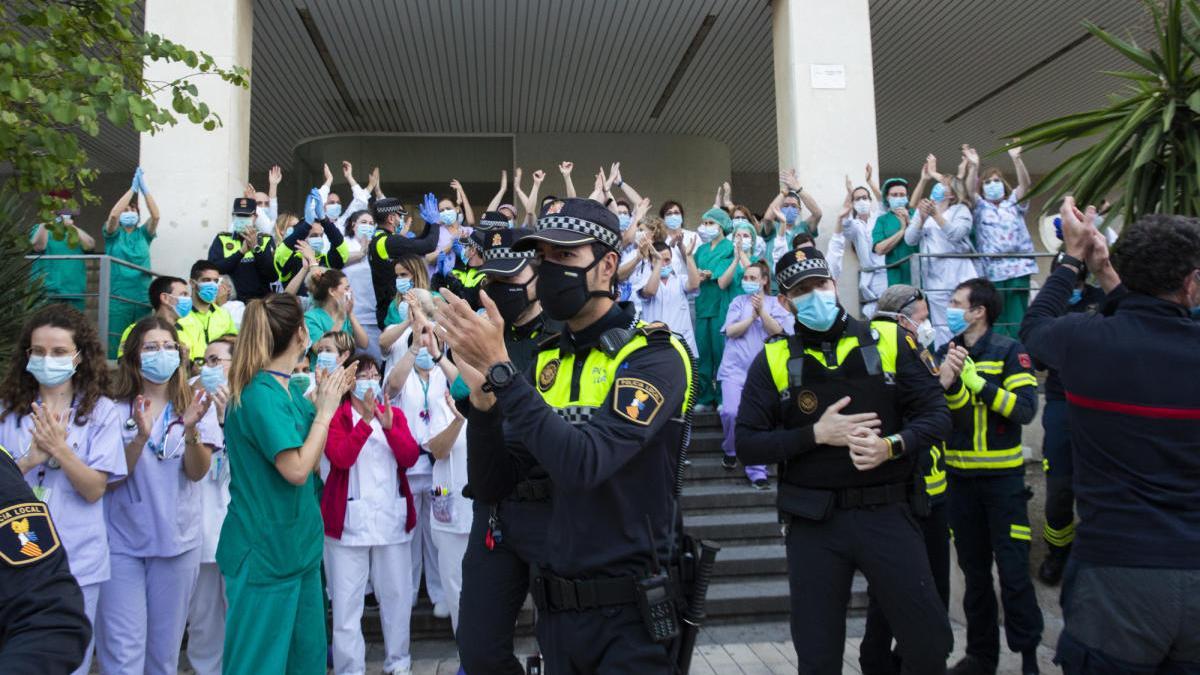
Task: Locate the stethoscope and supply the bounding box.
[125,400,185,460]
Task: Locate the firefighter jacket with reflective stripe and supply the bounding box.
[938,329,1038,475]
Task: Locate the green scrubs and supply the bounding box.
[993,276,1031,339]
[303,306,352,347]
[104,224,155,357]
[693,237,742,406]
[217,372,325,675]
[29,223,87,311]
[872,210,919,286]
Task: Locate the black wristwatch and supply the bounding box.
[1055,252,1086,274]
[482,361,518,393]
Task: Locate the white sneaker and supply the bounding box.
[433,601,451,619]
[385,665,412,675]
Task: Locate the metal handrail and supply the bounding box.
[25,254,173,345]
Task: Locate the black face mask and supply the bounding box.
[536,257,611,321]
[488,275,535,325]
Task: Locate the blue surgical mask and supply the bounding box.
[459,246,472,265]
[791,289,840,331]
[174,295,192,319]
[664,214,683,230]
[393,301,409,323]
[439,209,458,225]
[395,278,413,294]
[231,217,252,233]
[119,211,139,228]
[1068,289,1083,305]
[983,180,1005,201]
[930,183,947,202]
[199,365,226,393]
[325,203,343,220]
[356,222,376,239]
[741,280,762,295]
[659,266,672,279]
[292,373,312,392]
[353,379,382,400]
[315,351,338,373]
[140,349,181,384]
[309,237,329,256]
[781,206,800,224]
[946,307,968,336]
[887,196,908,210]
[197,281,219,304]
[25,355,76,387]
[414,347,435,371]
[739,238,752,252]
[617,214,632,231]
[697,225,718,243]
[285,226,294,238]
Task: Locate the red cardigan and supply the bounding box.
[321,399,419,539]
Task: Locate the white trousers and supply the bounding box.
[72,582,99,675]
[324,538,414,675]
[430,528,469,634]
[95,547,201,675]
[407,473,444,606]
[185,562,226,675]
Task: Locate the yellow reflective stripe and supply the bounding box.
[1010,524,1032,541]
[1042,458,1050,473]
[924,473,947,496]
[944,445,1024,470]
[945,384,970,410]
[1003,373,1038,390]
[1043,522,1076,546]
[0,444,10,459]
[764,339,790,393]
[373,233,390,259]
[974,360,1004,374]
[990,388,1016,417]
[972,393,987,453]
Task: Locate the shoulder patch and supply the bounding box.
[905,334,918,351]
[919,349,940,376]
[537,358,560,392]
[1018,353,1032,369]
[638,321,671,336]
[536,332,563,350]
[612,377,665,426]
[0,503,61,566]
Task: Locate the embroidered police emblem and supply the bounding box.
[538,359,560,392]
[795,250,807,261]
[919,349,940,376]
[492,233,502,246]
[1018,353,1032,369]
[798,390,818,414]
[0,503,60,566]
[613,377,664,425]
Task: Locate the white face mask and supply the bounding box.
[853,199,872,215]
[255,209,273,234]
[913,318,935,348]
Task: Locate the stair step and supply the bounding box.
[684,455,775,483]
[712,544,788,576]
[682,482,776,511]
[684,509,782,543]
[686,430,727,455]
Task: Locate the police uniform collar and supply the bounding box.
[795,309,849,346]
[559,302,635,354]
[1118,291,1193,318]
[508,311,546,341]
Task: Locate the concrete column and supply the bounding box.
[139,0,253,276]
[772,0,879,313]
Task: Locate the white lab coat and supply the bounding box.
[904,204,982,347]
[827,207,887,317]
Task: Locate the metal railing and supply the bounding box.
[24,254,170,352]
[861,251,1060,335]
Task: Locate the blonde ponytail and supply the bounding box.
[228,294,305,404]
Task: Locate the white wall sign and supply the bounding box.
[810,64,846,89]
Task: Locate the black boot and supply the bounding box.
[1021,649,1041,674]
[1038,543,1071,585]
[948,655,997,675]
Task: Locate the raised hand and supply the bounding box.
[131,395,153,440]
[269,165,283,187]
[419,193,440,225]
[322,163,333,185]
[182,388,213,427]
[844,174,854,194]
[610,162,623,185]
[211,384,230,424]
[446,390,465,421]
[1058,196,1097,259]
[605,162,620,190]
[559,161,573,175]
[243,183,256,199]
[342,161,354,180]
[962,145,979,165]
[296,240,317,267]
[532,169,545,183]
[368,167,380,192]
[450,179,463,193]
[1007,144,1023,160]
[750,293,763,314]
[379,386,395,429]
[939,344,968,391]
[30,403,69,458]
[865,163,873,181]
[361,385,378,423]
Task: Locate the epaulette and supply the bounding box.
[537,331,563,350]
[599,326,637,357]
[764,333,788,344]
[636,321,672,337]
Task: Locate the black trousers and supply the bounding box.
[536,602,672,674]
[948,472,1044,663]
[1041,400,1076,549]
[859,500,951,675]
[785,503,952,675]
[457,498,550,675]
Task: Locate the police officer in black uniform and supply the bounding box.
[1035,253,1104,585]
[435,198,693,673]
[367,197,441,327]
[0,445,91,674]
[735,249,953,674]
[456,227,560,674]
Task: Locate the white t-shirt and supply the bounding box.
[635,268,699,355]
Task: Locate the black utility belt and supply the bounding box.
[777,482,909,522]
[531,569,680,612]
[508,477,552,502]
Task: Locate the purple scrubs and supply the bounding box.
[96,400,220,675]
[0,395,127,675]
[718,294,794,482]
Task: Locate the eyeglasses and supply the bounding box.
[141,342,179,354]
[28,347,76,358]
[202,355,231,366]
[896,289,925,312]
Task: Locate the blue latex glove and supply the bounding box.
[435,251,454,278]
[136,169,149,195]
[131,168,141,194]
[419,192,440,225]
[303,188,324,225]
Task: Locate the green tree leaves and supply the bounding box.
[1006,0,1200,220]
[0,0,250,219]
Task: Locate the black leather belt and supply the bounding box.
[510,477,552,502]
[531,572,640,612]
[835,483,909,509]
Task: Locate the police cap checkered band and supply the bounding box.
[374,198,405,215]
[478,211,509,230]
[775,249,832,290]
[484,247,535,263]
